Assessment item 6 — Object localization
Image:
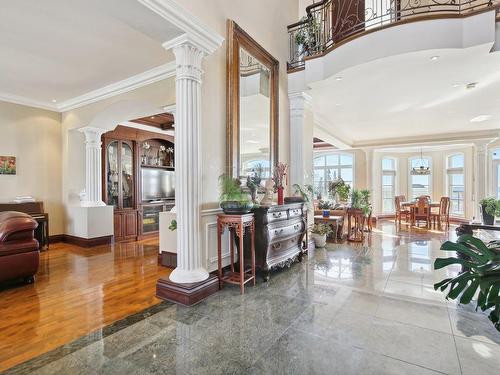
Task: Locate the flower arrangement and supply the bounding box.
[273,162,288,205]
[273,162,288,190]
[246,163,264,204]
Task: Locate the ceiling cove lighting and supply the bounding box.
[411,149,431,176]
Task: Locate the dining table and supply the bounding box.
[401,200,440,227]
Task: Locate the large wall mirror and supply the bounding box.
[226,20,279,181]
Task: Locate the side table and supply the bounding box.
[217,213,256,294]
[347,208,366,242]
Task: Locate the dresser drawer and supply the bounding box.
[269,235,302,259]
[289,207,304,220]
[269,220,304,241]
[267,209,288,223]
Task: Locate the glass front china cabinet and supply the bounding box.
[104,139,138,241]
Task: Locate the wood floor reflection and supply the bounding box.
[0,238,170,372]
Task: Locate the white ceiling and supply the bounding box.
[0,0,182,108]
[310,43,500,146]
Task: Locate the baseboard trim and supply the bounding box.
[156,274,219,306]
[57,234,113,248]
[158,251,177,268]
[48,234,65,244]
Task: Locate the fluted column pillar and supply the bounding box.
[169,38,208,284]
[473,140,489,220]
[79,127,106,207]
[289,92,313,188]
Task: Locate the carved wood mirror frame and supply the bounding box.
[226,19,279,180]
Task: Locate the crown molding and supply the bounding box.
[353,129,500,148]
[0,92,58,112]
[139,0,224,55]
[0,62,176,113]
[57,62,176,112]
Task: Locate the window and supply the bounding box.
[447,154,465,216]
[381,157,396,213]
[409,157,431,199]
[493,149,500,199]
[313,153,354,199]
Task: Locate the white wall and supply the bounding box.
[0,101,64,235]
[176,0,299,207]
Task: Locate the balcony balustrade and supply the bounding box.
[288,0,500,70]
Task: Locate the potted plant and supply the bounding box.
[480,197,500,225]
[286,184,314,204]
[317,200,332,217]
[328,178,350,204]
[434,234,500,332]
[351,189,372,216]
[310,223,333,248]
[219,174,253,214]
[294,15,321,57]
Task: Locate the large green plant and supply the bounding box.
[480,197,500,217]
[434,234,500,332]
[328,178,350,202]
[292,184,314,204]
[351,189,372,216]
[219,175,247,203]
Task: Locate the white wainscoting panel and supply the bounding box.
[201,208,231,272]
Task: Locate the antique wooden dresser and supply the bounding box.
[246,202,307,281]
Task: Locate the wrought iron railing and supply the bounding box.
[288,0,499,70]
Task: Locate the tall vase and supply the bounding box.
[277,186,284,205]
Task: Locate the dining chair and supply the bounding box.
[394,196,410,225]
[430,197,450,230]
[413,196,431,228]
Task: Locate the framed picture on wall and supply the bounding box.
[0,156,16,175]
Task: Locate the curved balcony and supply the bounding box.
[288,0,500,71]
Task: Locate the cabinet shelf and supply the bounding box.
[141,164,175,170]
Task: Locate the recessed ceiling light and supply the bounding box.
[151,116,155,119]
[246,140,259,144]
[430,56,440,61]
[452,83,461,88]
[51,99,57,103]
[470,115,492,123]
[335,103,342,106]
[466,82,478,89]
[335,76,343,81]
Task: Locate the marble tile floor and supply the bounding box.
[3,222,500,375]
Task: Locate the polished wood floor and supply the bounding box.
[0,238,170,372]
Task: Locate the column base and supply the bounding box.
[156,274,219,306]
[169,267,209,284]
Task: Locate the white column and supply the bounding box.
[168,37,208,284]
[364,148,374,193]
[79,127,106,207]
[289,92,313,188]
[473,140,489,220]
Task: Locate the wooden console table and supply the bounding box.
[347,208,366,242]
[217,213,255,294]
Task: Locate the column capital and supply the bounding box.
[79,127,107,148]
[289,92,312,119]
[163,34,206,83]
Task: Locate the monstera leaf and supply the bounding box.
[434,234,500,332]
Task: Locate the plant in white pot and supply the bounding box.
[310,223,332,248]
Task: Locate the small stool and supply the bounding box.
[217,213,256,294]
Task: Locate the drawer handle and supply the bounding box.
[294,224,300,231]
[272,212,282,218]
[274,229,284,235]
[272,243,282,250]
